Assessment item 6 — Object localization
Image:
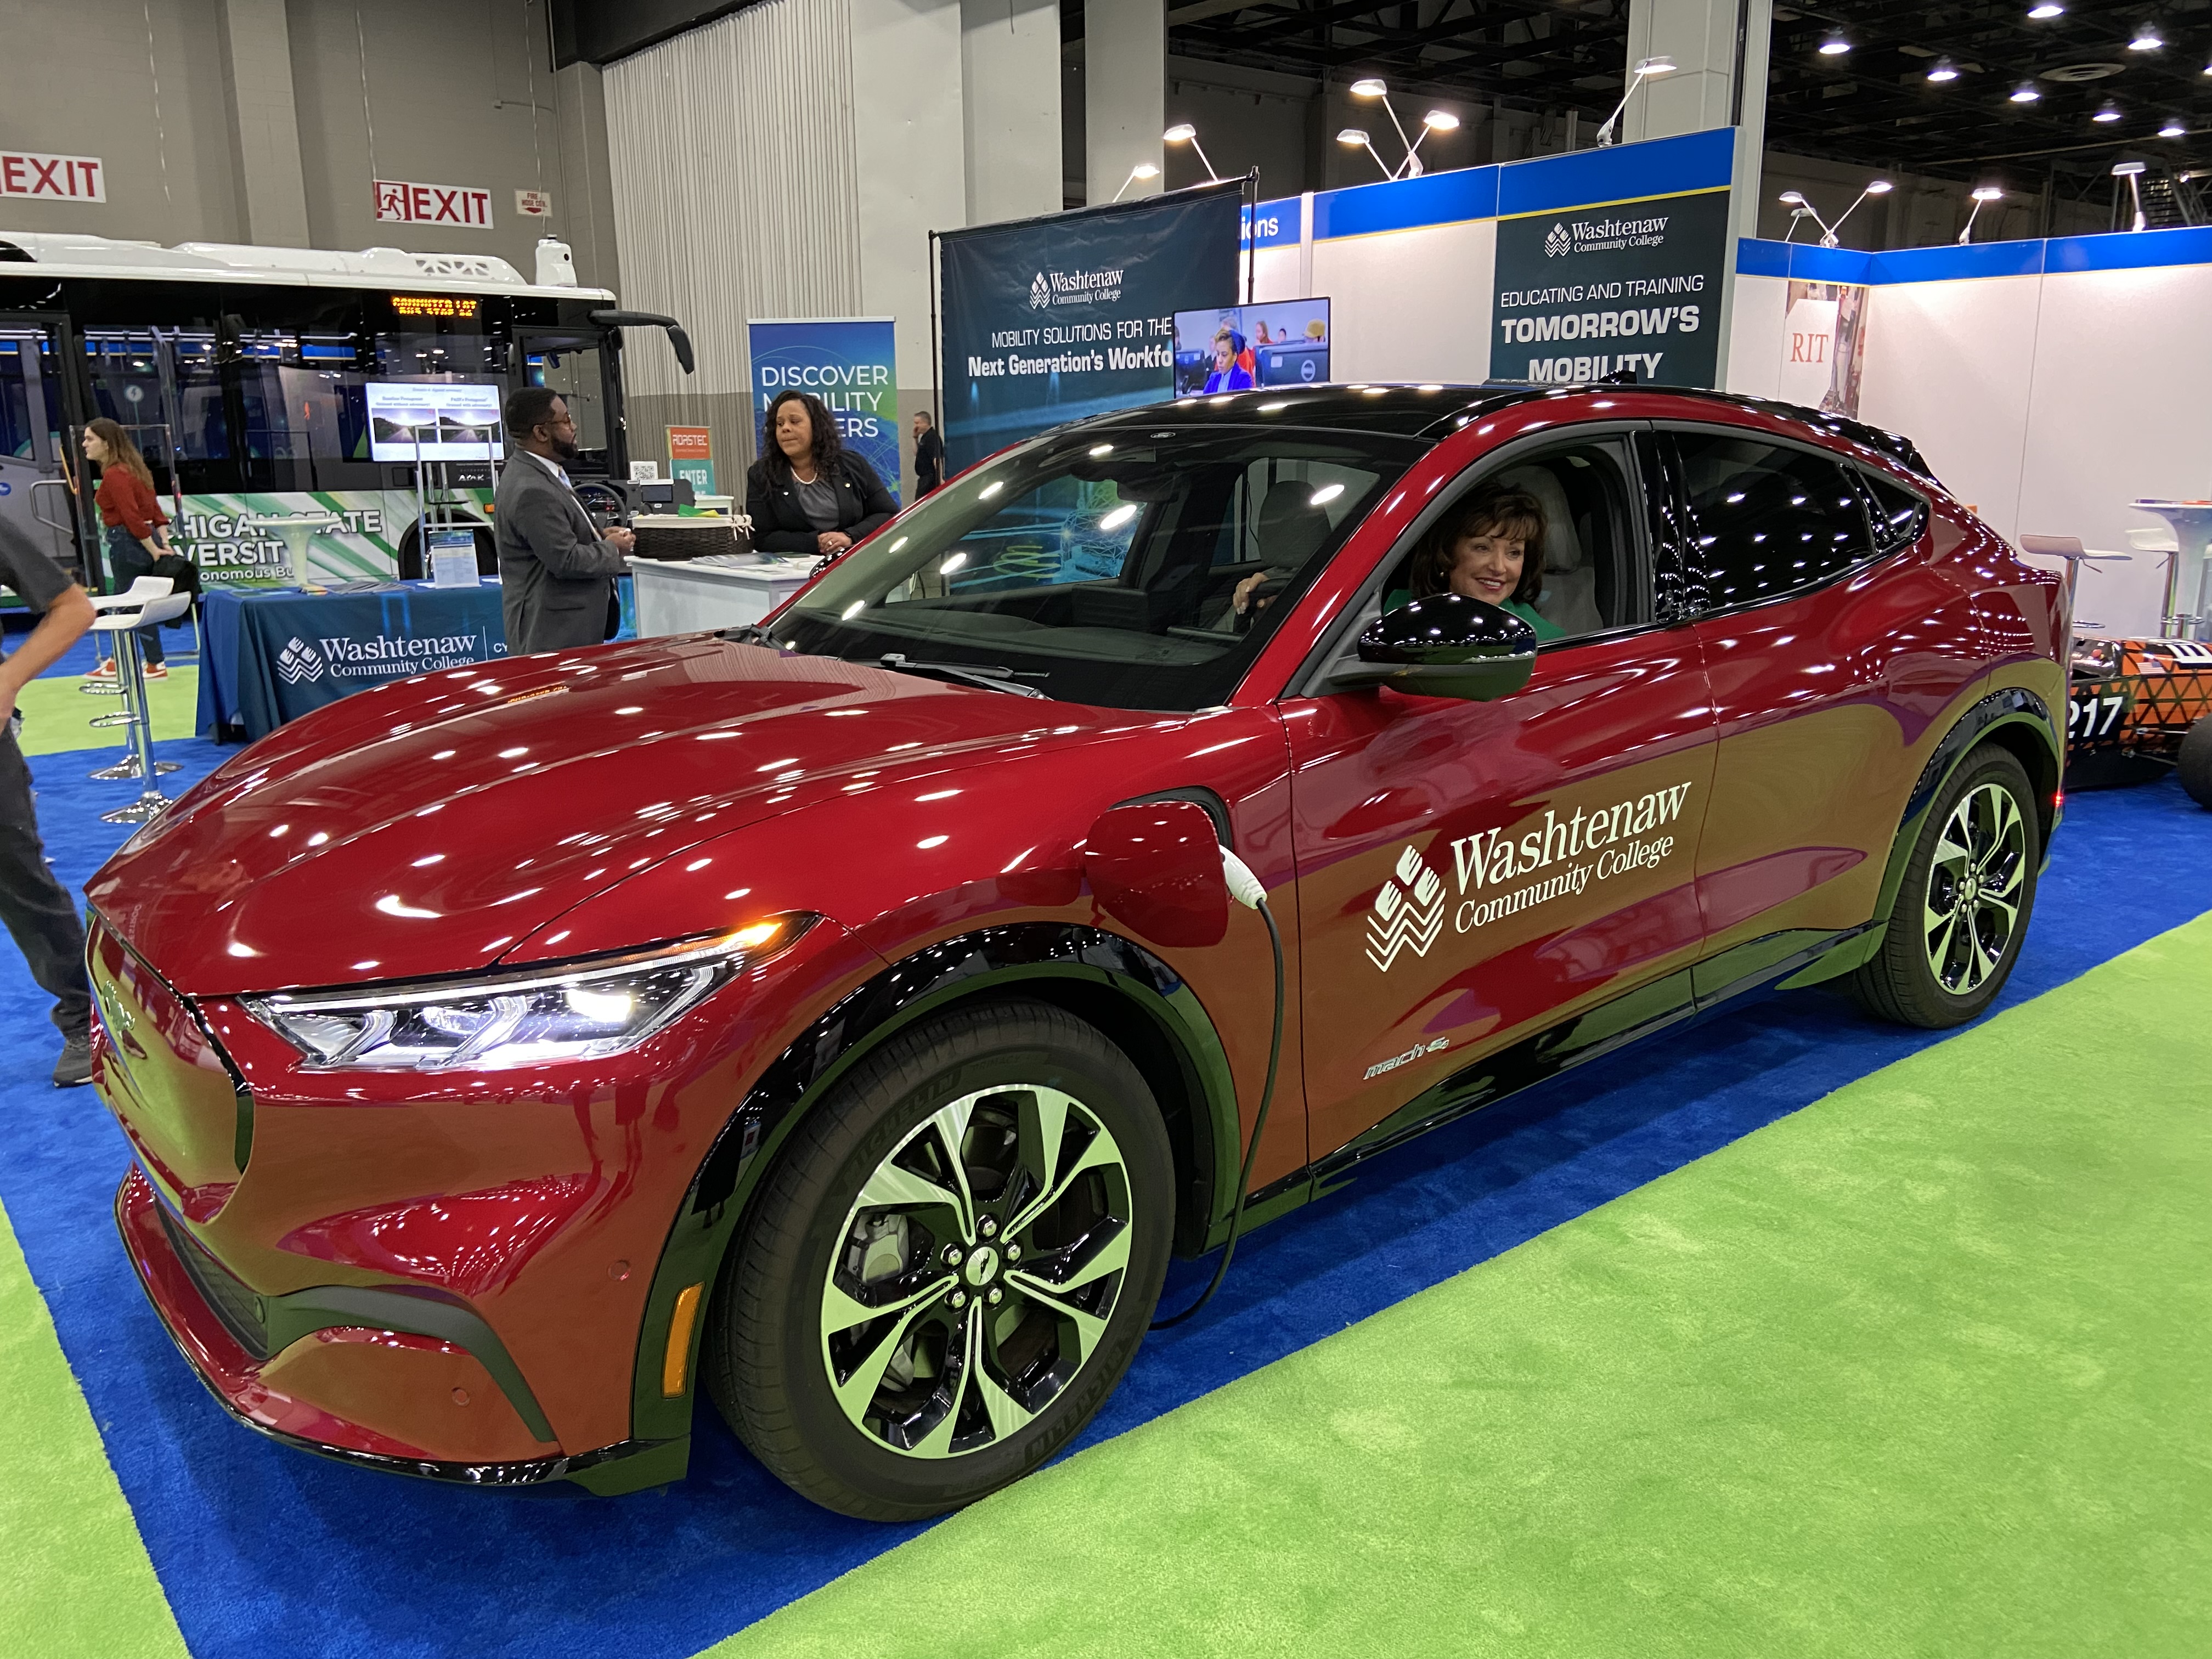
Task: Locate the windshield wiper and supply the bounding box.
[878,653,1048,698]
[716,624,777,646]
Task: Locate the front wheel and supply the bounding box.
[1849,746,2040,1029]
[704,1000,1174,1520]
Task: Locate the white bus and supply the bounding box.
[0,231,689,600]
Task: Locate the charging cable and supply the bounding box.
[1152,846,1283,1329]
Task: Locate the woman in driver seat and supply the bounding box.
[1389,486,1564,640]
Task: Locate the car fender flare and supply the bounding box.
[624,922,1243,1444]
[1785,686,2059,988]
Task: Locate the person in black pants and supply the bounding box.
[0,534,99,1085]
[912,409,946,496]
[747,390,897,559]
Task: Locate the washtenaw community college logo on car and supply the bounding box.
[1544,222,1572,258]
[275,636,325,685]
[1367,845,1447,970]
[1029,272,1051,309]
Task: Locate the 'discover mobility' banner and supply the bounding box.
[938,182,1243,471]
[1492,185,1731,388]
[748,318,901,504]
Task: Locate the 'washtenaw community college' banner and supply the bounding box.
[1492,184,1730,387]
[748,317,901,504]
[938,181,1243,471]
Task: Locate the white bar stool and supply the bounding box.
[87,579,185,792]
[97,589,193,823]
[78,574,174,700]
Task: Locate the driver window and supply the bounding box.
[1379,439,1645,644]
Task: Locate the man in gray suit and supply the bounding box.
[495,386,635,654]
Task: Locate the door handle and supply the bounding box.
[29,477,75,534]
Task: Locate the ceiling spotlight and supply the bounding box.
[2130,21,2164,50]
[1818,31,1851,54]
[2010,81,2042,101]
[2026,1,2063,15]
[2162,115,2188,137]
[1422,109,1460,131]
[2094,101,2123,122]
[1350,77,1388,97]
[1927,58,1960,81]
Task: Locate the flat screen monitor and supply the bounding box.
[365,381,505,463]
[1172,298,1330,396]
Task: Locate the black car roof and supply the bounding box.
[1071,381,1937,482]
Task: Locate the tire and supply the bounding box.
[703,999,1174,1520]
[2179,715,2212,810]
[1849,745,2039,1029]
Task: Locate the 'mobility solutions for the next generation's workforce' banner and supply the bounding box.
[938,180,1243,471]
[1492,184,1731,388]
[748,317,901,503]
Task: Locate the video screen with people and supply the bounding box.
[1172,298,1331,395]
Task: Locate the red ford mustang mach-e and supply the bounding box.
[88,385,2066,1518]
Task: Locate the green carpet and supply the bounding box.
[715,915,2212,1659]
[14,665,200,757]
[0,1195,186,1657]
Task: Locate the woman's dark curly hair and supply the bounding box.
[761,389,845,482]
[1407,486,1547,603]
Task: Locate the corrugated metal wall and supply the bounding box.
[605,0,865,475]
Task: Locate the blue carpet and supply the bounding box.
[1,737,2207,1659]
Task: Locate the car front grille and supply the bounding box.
[156,1200,271,1362]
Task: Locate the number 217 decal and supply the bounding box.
[2067,691,2128,742]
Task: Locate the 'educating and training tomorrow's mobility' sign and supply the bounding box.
[936,181,1244,472]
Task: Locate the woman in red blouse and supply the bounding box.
[81,418,173,679]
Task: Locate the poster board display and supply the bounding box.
[937,180,1243,471]
[747,318,899,504]
[1173,297,1330,393]
[364,383,505,462]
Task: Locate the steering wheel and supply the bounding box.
[574,480,628,531]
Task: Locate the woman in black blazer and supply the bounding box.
[747,390,899,556]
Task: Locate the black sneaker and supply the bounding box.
[53,1032,92,1088]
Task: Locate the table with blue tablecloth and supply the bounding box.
[196,583,511,743]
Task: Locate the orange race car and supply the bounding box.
[2067,634,2212,806]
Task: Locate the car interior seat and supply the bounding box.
[1493,464,1601,637]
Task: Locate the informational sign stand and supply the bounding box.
[427,527,481,588]
[667,426,716,497]
[746,320,899,503]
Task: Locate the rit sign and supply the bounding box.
[374,179,494,229]
[1790,330,1831,364]
[1,152,105,202]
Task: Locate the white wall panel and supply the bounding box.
[1312,221,1496,385]
[1858,275,2040,545]
[1723,273,1786,401]
[2013,264,2212,636]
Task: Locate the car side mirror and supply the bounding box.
[1329,593,1539,701]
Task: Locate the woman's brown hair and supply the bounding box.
[1407,486,1547,603]
[86,417,155,488]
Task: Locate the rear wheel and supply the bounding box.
[2179,714,2212,810]
[704,1000,1173,1520]
[1849,746,2039,1028]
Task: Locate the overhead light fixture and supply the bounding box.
[1779,189,1808,205]
[2130,20,2164,50]
[1423,110,1460,131]
[2026,1,2063,16]
[1819,32,1851,55]
[1162,122,1221,183]
[2162,115,2188,137]
[1111,161,1160,202]
[1782,205,1816,243]
[1337,127,1391,180]
[1595,54,1677,146]
[1927,58,1960,82]
[2114,159,2148,232]
[1865,179,1895,195]
[1350,77,1389,98]
[2094,101,2123,122]
[2010,81,2042,101]
[1960,184,2005,243]
[1342,78,1458,177]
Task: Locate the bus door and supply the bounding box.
[0,314,88,585]
[517,328,620,481]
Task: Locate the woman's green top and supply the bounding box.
[1382,590,1565,641]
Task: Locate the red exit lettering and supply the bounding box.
[0,151,106,201]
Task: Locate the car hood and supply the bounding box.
[88,637,1125,994]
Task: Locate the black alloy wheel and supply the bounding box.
[704,1000,1174,1520]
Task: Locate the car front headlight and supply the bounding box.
[245,917,808,1072]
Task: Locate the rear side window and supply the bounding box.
[1672,431,1872,610]
[1857,468,1929,554]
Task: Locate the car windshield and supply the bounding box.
[767,425,1421,710]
